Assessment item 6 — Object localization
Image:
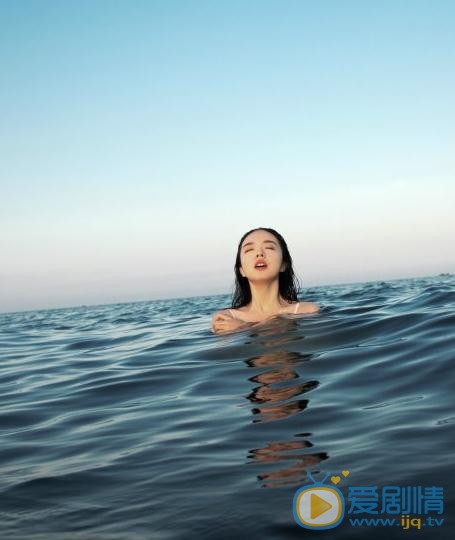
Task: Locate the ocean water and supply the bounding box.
[0,274,454,540]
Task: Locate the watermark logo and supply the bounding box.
[293,470,346,530]
[293,469,445,531]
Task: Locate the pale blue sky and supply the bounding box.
[1,0,454,313]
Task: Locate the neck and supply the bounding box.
[248,279,285,313]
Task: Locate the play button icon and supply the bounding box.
[311,492,333,519]
[293,486,345,530]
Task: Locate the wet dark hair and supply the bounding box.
[231,227,301,309]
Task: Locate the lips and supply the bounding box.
[255,259,268,269]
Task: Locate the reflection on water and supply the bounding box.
[243,321,327,488]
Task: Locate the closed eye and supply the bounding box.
[244,247,275,252]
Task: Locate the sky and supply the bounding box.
[1,0,454,313]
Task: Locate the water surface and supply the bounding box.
[1,274,454,539]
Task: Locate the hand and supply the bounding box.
[212,312,247,334]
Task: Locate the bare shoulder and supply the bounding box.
[296,301,320,314]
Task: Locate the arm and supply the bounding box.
[211,310,252,334]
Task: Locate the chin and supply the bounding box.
[249,273,278,281]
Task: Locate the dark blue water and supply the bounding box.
[1,274,454,539]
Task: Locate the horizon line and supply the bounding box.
[1,271,452,317]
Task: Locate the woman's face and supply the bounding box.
[239,229,286,280]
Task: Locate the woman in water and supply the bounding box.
[211,227,320,334]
